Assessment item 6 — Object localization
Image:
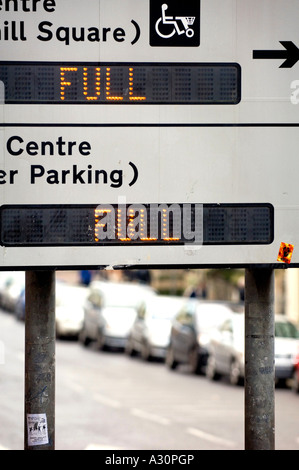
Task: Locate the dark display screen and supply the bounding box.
[0,61,241,104]
[0,203,273,247]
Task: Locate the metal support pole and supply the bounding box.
[244,267,275,450]
[24,271,55,450]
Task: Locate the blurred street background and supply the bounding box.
[0,267,299,450]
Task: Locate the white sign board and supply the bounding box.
[0,0,298,269]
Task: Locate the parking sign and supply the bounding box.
[0,0,298,269]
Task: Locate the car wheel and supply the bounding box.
[206,354,221,381]
[292,369,299,393]
[166,346,178,370]
[125,338,137,357]
[141,341,152,361]
[189,348,202,375]
[79,326,91,347]
[229,358,244,386]
[55,325,61,340]
[96,330,107,351]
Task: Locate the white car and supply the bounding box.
[274,314,299,385]
[55,283,89,338]
[206,313,299,386]
[126,295,185,360]
[0,271,25,312]
[79,281,156,350]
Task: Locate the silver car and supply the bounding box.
[55,283,89,339]
[166,299,239,375]
[274,314,299,385]
[79,281,156,350]
[206,312,245,385]
[206,313,299,386]
[125,295,185,360]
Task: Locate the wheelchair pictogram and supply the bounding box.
[155,3,195,39]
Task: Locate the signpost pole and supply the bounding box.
[244,267,275,450]
[24,271,56,451]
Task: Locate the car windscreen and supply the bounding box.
[195,304,234,330]
[56,286,88,306]
[147,299,183,320]
[103,287,151,308]
[275,320,299,339]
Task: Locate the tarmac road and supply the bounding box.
[0,309,299,451]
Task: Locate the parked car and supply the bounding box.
[55,283,89,339]
[0,271,25,312]
[15,287,25,321]
[125,295,185,361]
[275,314,299,386]
[205,312,245,385]
[206,313,299,386]
[291,352,299,393]
[79,281,156,350]
[166,299,239,374]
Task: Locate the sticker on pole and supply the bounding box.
[277,242,294,264]
[27,414,49,447]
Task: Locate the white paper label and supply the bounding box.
[27,414,49,447]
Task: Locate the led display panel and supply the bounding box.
[0,204,273,246]
[0,62,241,104]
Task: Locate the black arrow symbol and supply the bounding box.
[253,41,299,68]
